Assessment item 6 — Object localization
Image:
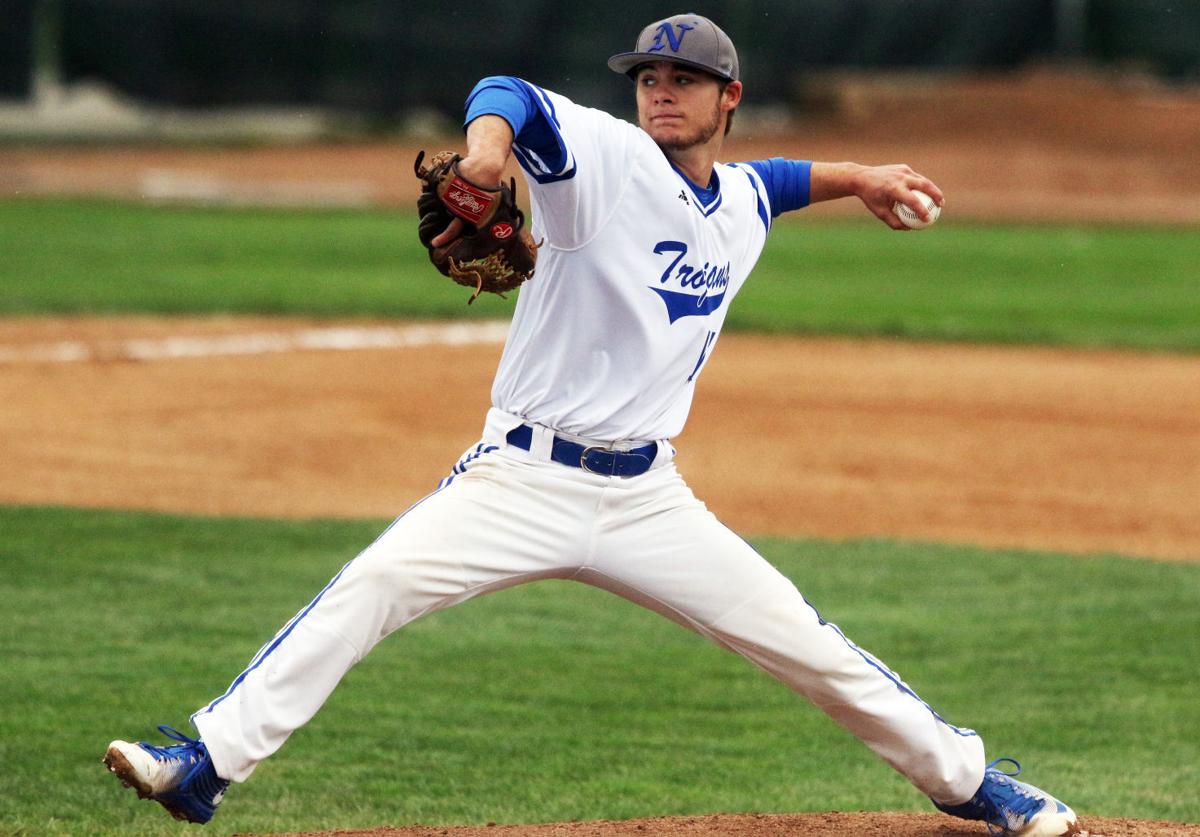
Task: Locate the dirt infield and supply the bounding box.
[280,812,1200,837]
[2,316,1197,563]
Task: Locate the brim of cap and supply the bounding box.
[606,51,735,81]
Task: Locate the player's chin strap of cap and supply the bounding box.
[506,425,657,477]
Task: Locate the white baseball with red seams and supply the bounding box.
[894,189,941,229]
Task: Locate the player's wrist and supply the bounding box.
[841,162,871,199]
[457,155,506,189]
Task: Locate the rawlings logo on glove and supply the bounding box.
[441,183,491,222]
[414,150,541,304]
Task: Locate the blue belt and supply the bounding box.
[505,424,657,477]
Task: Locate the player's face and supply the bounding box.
[635,63,728,151]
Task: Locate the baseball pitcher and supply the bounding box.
[104,14,1081,837]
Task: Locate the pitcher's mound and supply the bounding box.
[279,811,1200,837]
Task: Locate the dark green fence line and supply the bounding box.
[0,0,34,98]
[3,2,1198,111]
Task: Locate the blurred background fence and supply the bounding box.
[1,0,1198,132]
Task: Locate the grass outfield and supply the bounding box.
[2,198,1198,351]
[0,506,1196,835]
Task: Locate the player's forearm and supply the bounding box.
[811,160,944,229]
[808,161,868,204]
[461,115,516,188]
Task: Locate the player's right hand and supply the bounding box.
[854,164,944,230]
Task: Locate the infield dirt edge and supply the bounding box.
[273,811,1200,836]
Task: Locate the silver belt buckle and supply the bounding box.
[579,445,611,475]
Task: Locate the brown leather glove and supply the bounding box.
[414,150,539,304]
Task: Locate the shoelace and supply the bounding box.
[980,758,1047,836]
[138,725,204,765]
[987,757,1024,777]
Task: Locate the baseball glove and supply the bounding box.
[414,150,540,304]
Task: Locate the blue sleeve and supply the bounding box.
[745,158,812,217]
[464,76,574,184]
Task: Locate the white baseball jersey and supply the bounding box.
[490,85,773,443]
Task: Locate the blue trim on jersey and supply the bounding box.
[745,158,812,217]
[465,77,534,142]
[464,76,576,184]
[698,190,723,217]
[514,81,577,183]
[671,162,723,217]
[740,168,771,233]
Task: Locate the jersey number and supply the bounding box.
[687,330,717,382]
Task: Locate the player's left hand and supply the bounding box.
[853,164,944,230]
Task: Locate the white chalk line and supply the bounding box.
[0,321,511,365]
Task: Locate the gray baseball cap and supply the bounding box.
[607,13,739,82]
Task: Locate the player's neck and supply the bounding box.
[664,136,724,189]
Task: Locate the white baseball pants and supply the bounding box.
[192,408,986,804]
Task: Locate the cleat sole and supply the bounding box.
[1024,813,1083,837]
[103,745,204,822]
[103,745,153,799]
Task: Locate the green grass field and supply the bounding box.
[2,198,1198,350]
[1,506,1197,836]
[2,198,1198,834]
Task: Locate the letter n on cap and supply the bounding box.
[649,21,694,53]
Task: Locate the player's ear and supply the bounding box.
[721,80,743,112]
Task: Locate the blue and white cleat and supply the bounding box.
[103,725,229,824]
[935,758,1081,836]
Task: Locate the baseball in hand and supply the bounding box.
[893,190,941,229]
